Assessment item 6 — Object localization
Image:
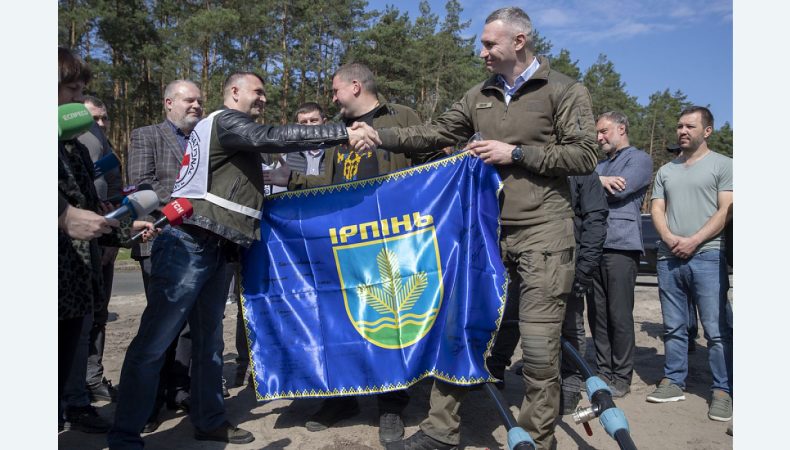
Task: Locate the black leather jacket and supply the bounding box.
[185,108,349,247]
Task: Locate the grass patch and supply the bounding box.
[117,248,132,261]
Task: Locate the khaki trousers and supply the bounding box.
[420,220,575,450]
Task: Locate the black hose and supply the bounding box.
[561,337,595,379]
[483,383,519,430]
[482,383,536,450]
[614,429,638,450]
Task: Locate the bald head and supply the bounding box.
[164,80,203,133]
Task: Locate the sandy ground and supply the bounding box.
[59,271,733,450]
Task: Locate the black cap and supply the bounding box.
[666,144,681,154]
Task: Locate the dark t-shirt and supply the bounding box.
[332,108,380,183]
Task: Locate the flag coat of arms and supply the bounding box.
[240,152,507,400]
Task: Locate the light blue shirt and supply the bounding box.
[497,57,540,105]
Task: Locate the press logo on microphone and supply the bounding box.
[62,110,90,121]
[173,199,186,215]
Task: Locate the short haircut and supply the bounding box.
[597,111,630,135]
[163,79,199,101]
[58,47,91,85]
[333,63,377,96]
[222,72,265,97]
[83,95,106,110]
[679,106,714,129]
[294,102,325,121]
[485,7,534,50]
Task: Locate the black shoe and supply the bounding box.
[222,377,230,398]
[195,421,255,444]
[63,405,111,433]
[88,378,118,403]
[609,380,631,398]
[560,390,581,415]
[166,391,190,413]
[392,430,457,450]
[379,413,405,444]
[305,397,360,431]
[142,404,162,434]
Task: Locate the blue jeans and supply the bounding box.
[108,226,229,449]
[657,250,732,394]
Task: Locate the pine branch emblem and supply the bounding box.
[357,249,428,327]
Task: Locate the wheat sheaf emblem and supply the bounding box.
[355,249,436,338]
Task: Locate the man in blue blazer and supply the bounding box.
[589,111,653,398]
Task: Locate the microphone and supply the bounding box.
[93,153,121,179]
[104,190,159,221]
[106,183,155,205]
[59,103,94,141]
[129,198,193,243]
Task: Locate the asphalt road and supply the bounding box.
[110,266,145,297]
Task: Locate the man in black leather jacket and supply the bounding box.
[108,72,380,449]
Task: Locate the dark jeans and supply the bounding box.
[109,226,229,449]
[139,255,192,413]
[588,250,639,385]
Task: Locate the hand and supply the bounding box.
[599,176,626,194]
[465,140,516,165]
[347,122,381,151]
[670,236,700,259]
[132,220,158,243]
[571,273,593,298]
[96,201,114,216]
[262,155,292,187]
[59,204,118,240]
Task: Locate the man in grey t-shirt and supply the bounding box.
[646,106,733,424]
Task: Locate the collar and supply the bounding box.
[482,55,551,93]
[166,119,189,138]
[496,56,540,91]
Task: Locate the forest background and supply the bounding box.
[59,0,734,210]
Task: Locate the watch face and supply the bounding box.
[512,147,523,162]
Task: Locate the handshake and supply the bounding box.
[345,122,381,151]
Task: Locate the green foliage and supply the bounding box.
[708,122,733,158]
[549,49,581,81]
[58,0,731,189]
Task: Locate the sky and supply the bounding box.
[368,0,733,128]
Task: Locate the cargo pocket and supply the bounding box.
[546,247,575,301]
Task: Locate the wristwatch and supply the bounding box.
[511,146,524,163]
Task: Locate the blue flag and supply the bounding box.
[240,152,507,401]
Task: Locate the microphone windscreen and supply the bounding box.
[161,199,193,226]
[93,153,120,178]
[58,103,94,141]
[125,190,160,219]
